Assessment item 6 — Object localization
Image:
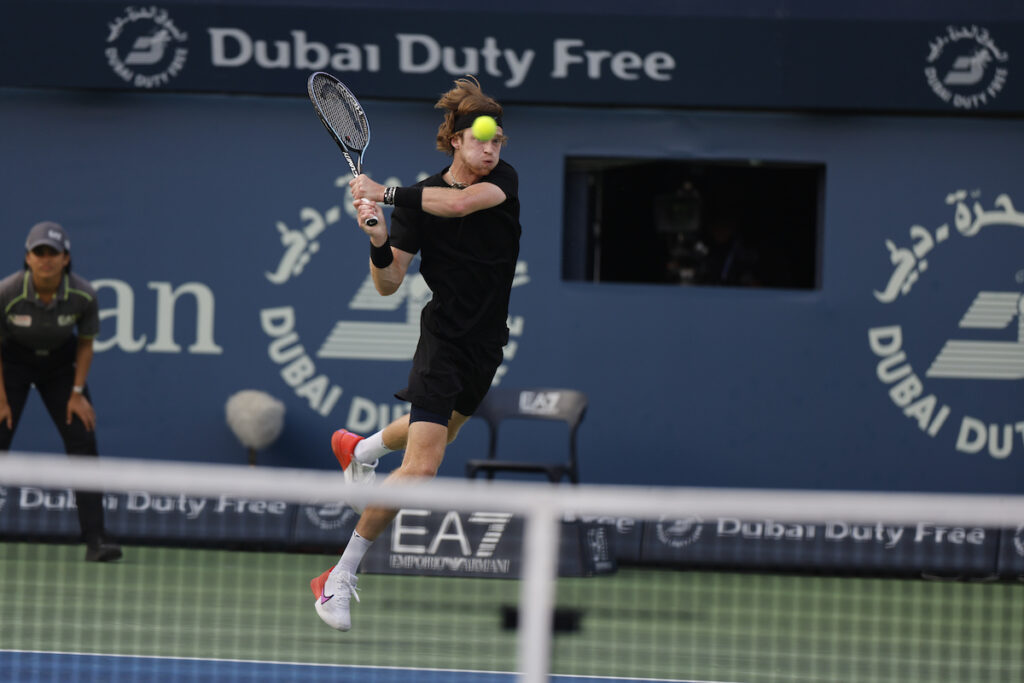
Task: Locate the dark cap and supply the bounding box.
[25,221,71,253]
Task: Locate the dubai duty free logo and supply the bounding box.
[925,26,1009,110]
[257,171,530,431]
[303,501,359,531]
[106,6,188,88]
[655,515,703,549]
[867,189,1024,460]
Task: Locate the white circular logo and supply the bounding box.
[106,7,189,89]
[303,502,358,531]
[925,26,1009,110]
[655,515,703,549]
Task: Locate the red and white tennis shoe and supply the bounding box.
[331,429,377,514]
[311,565,360,632]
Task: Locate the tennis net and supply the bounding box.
[1,452,1023,683]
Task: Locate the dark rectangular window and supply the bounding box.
[563,158,824,289]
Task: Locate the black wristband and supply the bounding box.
[370,237,394,268]
[393,186,423,209]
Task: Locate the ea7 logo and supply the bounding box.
[391,510,514,557]
[927,291,1024,379]
[468,512,514,558]
[519,390,561,416]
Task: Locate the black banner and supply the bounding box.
[1,1,1021,113]
[640,515,1004,576]
[3,486,1021,577]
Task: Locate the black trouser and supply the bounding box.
[0,339,107,543]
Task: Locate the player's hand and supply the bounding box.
[356,198,386,237]
[67,393,96,431]
[349,174,385,203]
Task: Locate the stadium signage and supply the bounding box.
[924,26,1009,110]
[359,509,519,577]
[356,509,615,578]
[2,2,1007,111]
[714,518,986,548]
[867,190,1024,460]
[14,487,287,518]
[386,510,515,575]
[93,279,222,355]
[209,28,382,74]
[2,487,293,543]
[106,6,189,89]
[206,29,675,88]
[643,515,1000,575]
[0,491,1015,576]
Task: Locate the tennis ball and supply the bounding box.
[472,115,497,141]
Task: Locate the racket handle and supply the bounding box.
[366,216,378,226]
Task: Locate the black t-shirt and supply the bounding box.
[390,159,521,344]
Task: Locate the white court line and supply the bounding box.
[0,649,738,683]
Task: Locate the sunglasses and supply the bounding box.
[30,246,63,257]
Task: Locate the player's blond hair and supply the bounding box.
[434,75,506,155]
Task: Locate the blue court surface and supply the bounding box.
[2,651,710,683]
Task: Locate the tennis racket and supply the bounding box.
[307,71,377,226]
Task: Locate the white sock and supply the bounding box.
[337,531,373,575]
[354,431,393,465]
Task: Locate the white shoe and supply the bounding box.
[311,566,360,631]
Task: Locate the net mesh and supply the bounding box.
[2,453,1023,683]
[308,73,370,150]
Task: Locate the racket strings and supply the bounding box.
[312,77,369,149]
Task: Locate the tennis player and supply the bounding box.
[311,76,520,632]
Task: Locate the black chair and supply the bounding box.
[465,387,588,484]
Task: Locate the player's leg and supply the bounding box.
[314,410,451,631]
[356,415,450,538]
[34,363,121,562]
[314,330,474,631]
[333,407,467,467]
[331,414,405,470]
[330,330,473,502]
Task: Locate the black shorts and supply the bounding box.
[395,327,504,419]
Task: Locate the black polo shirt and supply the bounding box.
[0,270,100,357]
[389,159,521,344]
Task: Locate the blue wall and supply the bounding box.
[3,87,1023,493]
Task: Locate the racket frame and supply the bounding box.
[307,71,378,226]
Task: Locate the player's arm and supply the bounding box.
[350,174,506,218]
[370,240,414,296]
[356,198,414,296]
[419,182,506,217]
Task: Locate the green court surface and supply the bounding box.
[1,542,1022,682]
